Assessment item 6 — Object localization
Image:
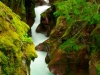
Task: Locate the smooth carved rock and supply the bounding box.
[36,16,50,36]
[35,43,50,52]
[36,6,56,36]
[25,0,35,27]
[48,49,89,75]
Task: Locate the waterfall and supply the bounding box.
[31,5,50,46]
[30,1,54,75]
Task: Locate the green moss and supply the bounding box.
[0,51,9,63]
[22,43,38,60]
[96,62,100,75]
[0,1,37,75]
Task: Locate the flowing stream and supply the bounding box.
[30,1,54,75]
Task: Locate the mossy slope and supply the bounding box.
[0,1,37,75]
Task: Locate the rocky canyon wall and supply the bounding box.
[36,0,100,75]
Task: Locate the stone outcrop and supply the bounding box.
[0,2,37,75]
[36,5,56,36]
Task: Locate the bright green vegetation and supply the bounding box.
[54,0,100,24]
[53,0,100,51]
[52,0,100,74]
[54,0,100,36]
[0,1,37,75]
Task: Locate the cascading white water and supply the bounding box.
[30,1,54,75]
[31,5,50,46]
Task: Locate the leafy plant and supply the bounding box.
[59,38,85,52]
[53,0,100,52]
[54,0,100,25]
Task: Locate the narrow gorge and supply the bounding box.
[30,3,53,75]
[0,0,100,75]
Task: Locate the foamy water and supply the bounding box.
[30,1,54,75]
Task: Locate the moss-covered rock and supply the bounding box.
[0,0,36,26]
[37,0,100,74]
[0,0,26,22]
[0,0,36,36]
[0,1,37,75]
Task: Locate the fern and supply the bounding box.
[59,38,85,52]
[54,0,100,25]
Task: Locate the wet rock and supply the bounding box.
[25,0,35,36]
[25,0,35,27]
[48,48,89,75]
[36,16,50,36]
[36,6,56,36]
[35,0,48,6]
[36,43,50,52]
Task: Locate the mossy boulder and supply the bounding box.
[0,1,37,75]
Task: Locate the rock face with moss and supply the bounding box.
[0,0,36,36]
[0,2,37,75]
[0,0,36,25]
[36,0,100,75]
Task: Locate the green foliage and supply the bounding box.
[22,33,33,44]
[96,62,100,75]
[90,34,100,51]
[59,38,85,52]
[0,51,9,64]
[53,0,100,52]
[54,0,100,25]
